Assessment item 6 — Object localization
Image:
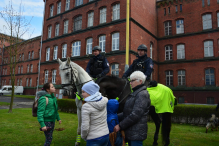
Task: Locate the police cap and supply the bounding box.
[93,46,101,51]
[137,44,147,52]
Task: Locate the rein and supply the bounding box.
[117,79,132,104]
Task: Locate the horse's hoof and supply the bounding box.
[75,142,80,146]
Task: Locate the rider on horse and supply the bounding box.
[122,44,154,86]
[86,46,109,79]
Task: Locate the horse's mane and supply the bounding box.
[97,75,123,84]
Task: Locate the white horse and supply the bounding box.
[58,57,92,146]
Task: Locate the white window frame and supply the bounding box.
[64,20,69,34]
[175,5,178,12]
[86,38,93,55]
[204,40,214,57]
[57,1,61,14]
[87,11,94,27]
[65,0,70,11]
[164,21,172,36]
[74,16,82,31]
[202,14,212,30]
[17,79,19,86]
[52,70,57,84]
[55,24,59,37]
[62,44,67,58]
[100,7,107,24]
[113,3,120,21]
[50,5,54,17]
[22,54,24,61]
[53,46,58,60]
[111,64,119,77]
[99,35,106,52]
[166,70,173,86]
[45,70,49,83]
[112,32,120,51]
[32,51,34,59]
[29,78,32,87]
[20,79,22,86]
[72,41,81,57]
[176,19,184,34]
[18,66,20,74]
[217,12,219,27]
[165,46,173,60]
[177,44,185,59]
[27,65,29,73]
[28,52,31,59]
[207,0,210,5]
[178,70,186,86]
[75,0,83,7]
[150,43,153,59]
[205,68,215,85]
[48,26,52,38]
[21,66,23,74]
[30,64,33,73]
[26,78,29,87]
[46,48,50,61]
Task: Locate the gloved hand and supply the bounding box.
[96,74,102,78]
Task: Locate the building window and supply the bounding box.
[178,97,184,103]
[165,45,173,60]
[164,21,172,36]
[52,70,57,84]
[204,40,213,57]
[62,44,67,58]
[99,35,106,52]
[175,5,178,12]
[217,12,219,27]
[89,0,93,2]
[86,38,93,55]
[112,3,120,21]
[74,16,82,31]
[176,19,184,34]
[17,66,20,74]
[205,68,215,85]
[207,97,214,104]
[202,14,212,30]
[168,7,170,14]
[202,0,205,7]
[2,69,4,75]
[32,51,34,59]
[28,52,31,59]
[75,0,83,7]
[21,66,23,74]
[27,65,29,73]
[19,54,21,61]
[50,5,54,17]
[65,0,70,11]
[29,78,32,87]
[63,20,69,34]
[100,7,107,24]
[26,78,29,87]
[166,70,173,86]
[111,64,119,77]
[20,79,22,86]
[53,46,58,60]
[30,64,33,73]
[55,24,59,37]
[207,0,210,5]
[17,79,19,86]
[57,1,61,14]
[5,68,7,75]
[178,70,185,86]
[72,41,81,57]
[22,53,24,61]
[45,70,49,83]
[4,80,6,85]
[87,11,94,27]
[46,48,50,61]
[180,4,182,11]
[164,8,166,15]
[112,32,119,51]
[177,44,185,59]
[9,79,11,85]
[150,43,153,59]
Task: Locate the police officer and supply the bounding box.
[122,44,153,86]
[86,46,110,78]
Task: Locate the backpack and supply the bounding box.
[32,97,48,117]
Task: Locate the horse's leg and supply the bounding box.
[161,113,171,146]
[149,106,161,146]
[75,98,82,146]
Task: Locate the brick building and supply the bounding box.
[0,36,41,95]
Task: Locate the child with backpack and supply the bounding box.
[37,83,61,146]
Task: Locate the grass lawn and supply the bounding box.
[0,102,10,106]
[0,108,218,146]
[4,95,35,99]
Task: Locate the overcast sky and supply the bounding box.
[0,0,44,40]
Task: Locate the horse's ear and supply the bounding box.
[66,57,71,66]
[57,58,62,65]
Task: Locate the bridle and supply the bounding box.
[117,79,132,104]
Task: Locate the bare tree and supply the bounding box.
[0,0,33,113]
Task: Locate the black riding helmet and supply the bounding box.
[137,44,147,52]
[93,46,101,51]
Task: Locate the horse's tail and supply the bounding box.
[161,112,171,146]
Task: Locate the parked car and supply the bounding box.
[0,85,24,96]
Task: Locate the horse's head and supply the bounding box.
[57,57,78,96]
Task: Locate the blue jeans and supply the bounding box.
[86,135,109,146]
[127,140,143,146]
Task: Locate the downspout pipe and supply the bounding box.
[125,0,130,72]
[36,0,46,98]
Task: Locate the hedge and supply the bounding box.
[57,99,219,125]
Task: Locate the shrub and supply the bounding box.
[57,99,77,113]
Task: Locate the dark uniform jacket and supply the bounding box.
[122,54,153,80]
[86,54,109,78]
[118,84,151,141]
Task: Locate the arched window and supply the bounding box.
[165,45,173,60]
[50,4,54,17]
[99,35,106,52]
[63,20,69,34]
[86,38,93,54]
[53,46,58,60]
[52,70,57,84]
[112,3,120,21]
[26,78,29,87]
[176,19,184,34]
[111,64,119,77]
[57,1,61,14]
[87,11,94,27]
[165,70,173,86]
[21,66,23,74]
[112,32,120,51]
[178,70,185,85]
[20,79,22,86]
[29,78,32,87]
[17,79,19,86]
[62,44,67,58]
[46,48,50,61]
[204,40,213,57]
[44,70,49,83]
[164,21,172,36]
[18,66,20,74]
[205,68,215,85]
[202,13,212,30]
[72,41,81,56]
[32,51,34,59]
[177,44,185,59]
[27,65,29,73]
[65,0,70,11]
[30,64,33,73]
[74,16,82,31]
[100,7,107,24]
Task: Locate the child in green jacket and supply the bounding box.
[37,83,61,146]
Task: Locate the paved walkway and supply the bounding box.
[0,96,34,109]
